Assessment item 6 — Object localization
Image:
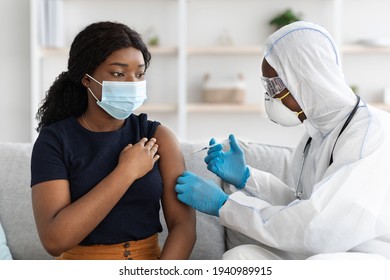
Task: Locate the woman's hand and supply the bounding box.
[118,138,160,181]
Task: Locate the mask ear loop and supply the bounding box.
[87,88,100,102]
[85,73,103,86]
[85,73,103,102]
[276,91,291,101]
[85,74,102,102]
[277,91,304,117]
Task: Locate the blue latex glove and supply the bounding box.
[204,134,250,189]
[175,171,229,217]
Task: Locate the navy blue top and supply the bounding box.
[31,114,163,245]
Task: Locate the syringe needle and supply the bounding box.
[190,139,230,154]
[190,147,207,154]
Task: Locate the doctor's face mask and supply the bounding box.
[86,74,147,120]
[264,91,303,127]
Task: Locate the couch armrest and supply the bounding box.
[0,142,52,260]
[241,141,294,185]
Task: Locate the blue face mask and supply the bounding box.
[86,74,147,120]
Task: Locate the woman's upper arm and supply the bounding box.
[154,125,195,228]
[31,180,71,237]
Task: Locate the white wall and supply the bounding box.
[342,0,390,103]
[2,0,390,146]
[0,0,31,142]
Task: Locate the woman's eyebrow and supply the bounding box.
[108,62,145,69]
[109,62,129,67]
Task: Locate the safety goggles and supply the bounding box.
[261,76,287,98]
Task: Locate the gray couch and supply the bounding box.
[0,140,293,260]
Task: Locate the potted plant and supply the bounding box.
[269,8,302,30]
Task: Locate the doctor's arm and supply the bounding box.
[244,167,296,205]
[219,160,386,255]
[176,162,382,255]
[154,125,196,260]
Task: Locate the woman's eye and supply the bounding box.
[136,72,146,79]
[112,72,124,77]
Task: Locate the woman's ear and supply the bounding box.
[82,75,90,88]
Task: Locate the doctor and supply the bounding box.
[175,21,390,259]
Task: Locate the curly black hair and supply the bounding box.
[36,21,151,132]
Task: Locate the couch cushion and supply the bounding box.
[0,221,12,259]
[223,140,294,251]
[180,142,222,184]
[0,142,52,259]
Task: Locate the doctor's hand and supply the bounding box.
[175,171,229,217]
[204,134,250,189]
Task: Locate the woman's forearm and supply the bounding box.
[159,222,196,260]
[34,166,136,256]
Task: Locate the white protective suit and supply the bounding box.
[219,21,390,260]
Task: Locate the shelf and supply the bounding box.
[38,46,177,57]
[148,46,178,55]
[38,44,390,57]
[136,103,263,113]
[188,45,263,55]
[135,103,177,113]
[138,102,390,114]
[39,45,264,57]
[188,44,390,56]
[342,44,390,54]
[187,103,262,113]
[39,47,69,57]
[369,102,390,112]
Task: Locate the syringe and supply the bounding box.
[190,139,230,154]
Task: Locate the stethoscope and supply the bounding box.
[295,95,361,199]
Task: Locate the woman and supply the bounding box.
[31,21,196,260]
[175,21,390,259]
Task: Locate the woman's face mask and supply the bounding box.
[264,91,303,127]
[86,74,147,120]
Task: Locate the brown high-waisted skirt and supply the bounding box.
[56,234,161,260]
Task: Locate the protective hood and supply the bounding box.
[263,21,357,138]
